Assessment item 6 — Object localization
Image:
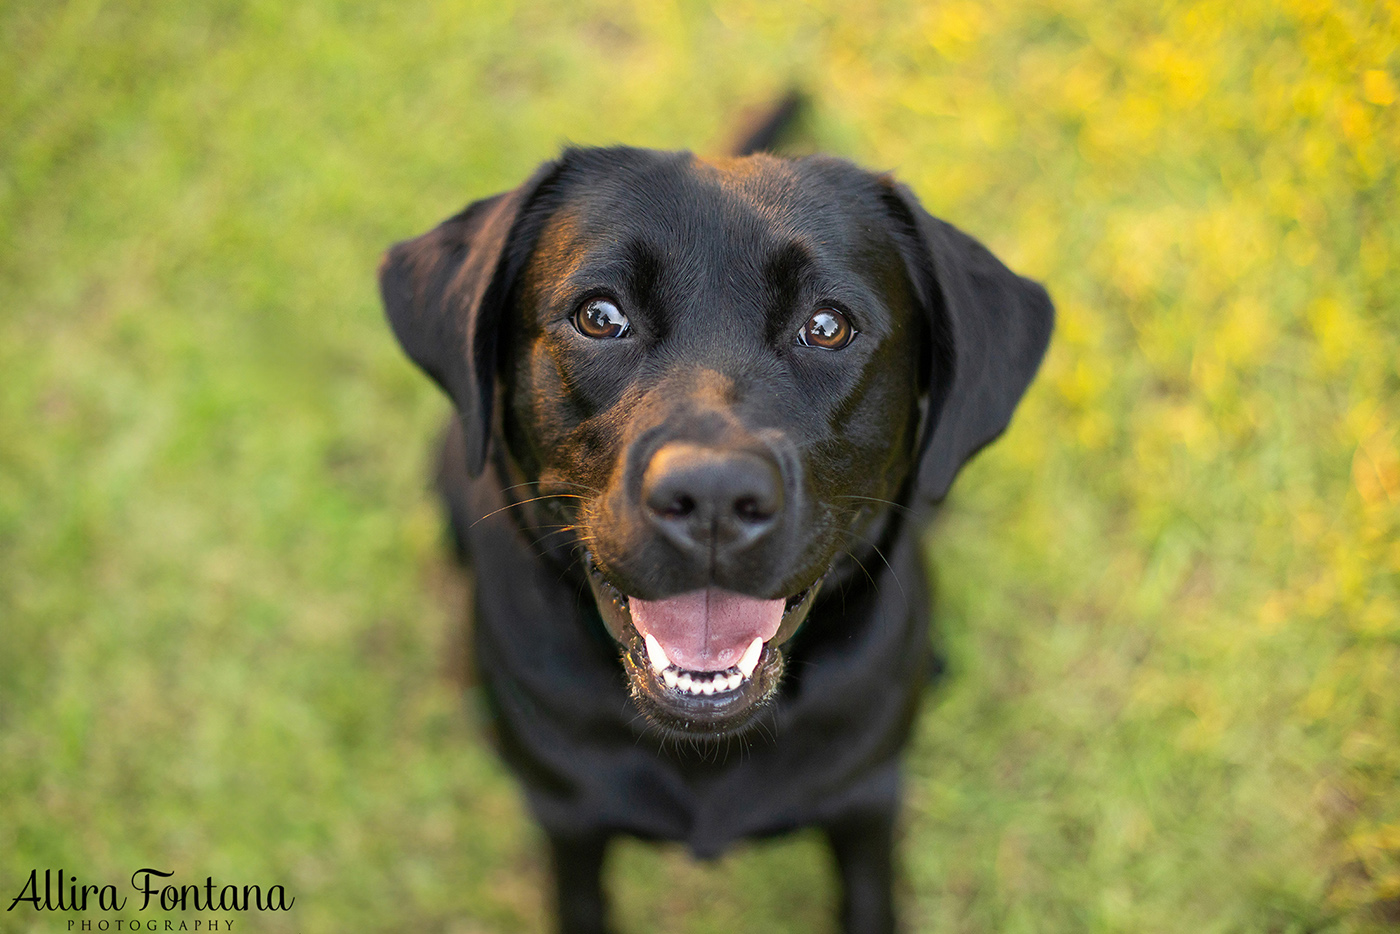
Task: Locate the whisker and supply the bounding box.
[497,480,602,496]
[752,712,777,746]
[526,526,582,558]
[840,548,879,593]
[555,543,593,590]
[524,523,579,540]
[833,494,917,518]
[841,529,911,620]
[469,493,588,528]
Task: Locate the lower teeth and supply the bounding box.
[660,666,743,695]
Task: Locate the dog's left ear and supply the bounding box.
[882,182,1055,502]
[378,161,560,477]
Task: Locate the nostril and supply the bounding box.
[641,442,784,547]
[733,496,771,524]
[658,494,696,521]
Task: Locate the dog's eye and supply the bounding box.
[573,299,631,340]
[796,308,856,351]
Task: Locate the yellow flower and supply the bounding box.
[1362,69,1396,106]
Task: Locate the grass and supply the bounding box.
[2,0,1397,931]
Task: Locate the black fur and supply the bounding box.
[381,144,1052,934]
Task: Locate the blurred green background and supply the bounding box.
[2,0,1397,931]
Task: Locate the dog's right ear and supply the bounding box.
[378,161,560,477]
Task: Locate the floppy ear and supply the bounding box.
[378,161,560,477]
[883,182,1055,502]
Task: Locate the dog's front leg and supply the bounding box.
[546,829,614,934]
[825,808,899,934]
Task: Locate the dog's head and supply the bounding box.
[381,147,1051,737]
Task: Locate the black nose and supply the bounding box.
[642,443,783,553]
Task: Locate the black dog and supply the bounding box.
[379,125,1052,933]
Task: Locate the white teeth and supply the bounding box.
[649,639,766,695]
[644,633,670,673]
[737,637,764,678]
[660,670,738,695]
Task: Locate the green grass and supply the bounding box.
[2,0,1397,931]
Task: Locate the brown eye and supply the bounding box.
[796,308,856,350]
[573,298,630,339]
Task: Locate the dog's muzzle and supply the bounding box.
[584,555,822,736]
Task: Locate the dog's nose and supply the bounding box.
[643,443,783,553]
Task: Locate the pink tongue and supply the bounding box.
[630,589,785,671]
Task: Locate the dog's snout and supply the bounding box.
[643,443,783,552]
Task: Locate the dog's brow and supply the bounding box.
[763,241,817,292]
[620,237,663,312]
[562,237,665,310]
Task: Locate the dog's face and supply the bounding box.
[381,147,1052,737]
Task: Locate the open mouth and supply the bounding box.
[583,556,822,735]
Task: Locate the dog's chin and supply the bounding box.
[583,556,823,739]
